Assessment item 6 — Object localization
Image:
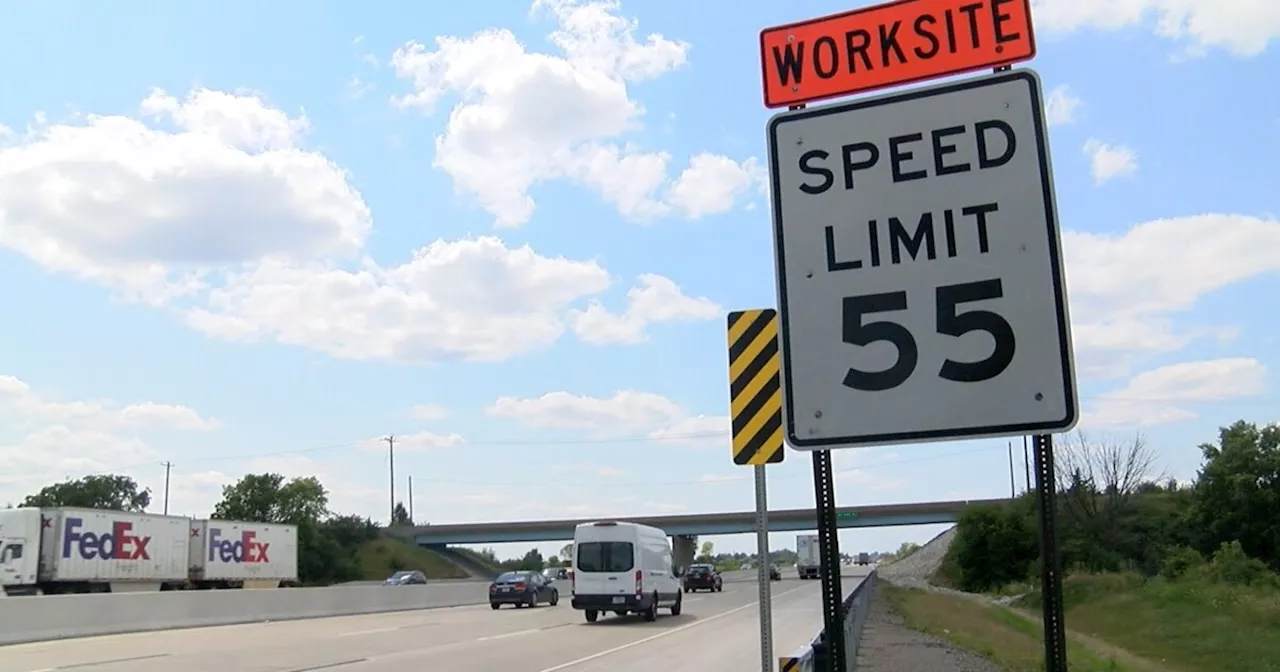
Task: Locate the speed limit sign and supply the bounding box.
[766,69,1079,449]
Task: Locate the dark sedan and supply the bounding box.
[489,571,560,609]
[682,564,723,592]
[769,565,781,581]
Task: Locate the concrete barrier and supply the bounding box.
[0,581,492,646]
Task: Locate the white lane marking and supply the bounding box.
[534,584,811,672]
[340,626,403,637]
[475,627,544,642]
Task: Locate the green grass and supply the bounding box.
[355,538,469,580]
[1016,573,1280,672]
[885,584,1140,671]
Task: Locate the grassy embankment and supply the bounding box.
[354,538,469,580]
[885,571,1280,672]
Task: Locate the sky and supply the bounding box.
[0,0,1276,561]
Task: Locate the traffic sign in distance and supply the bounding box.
[759,0,1036,108]
[766,69,1077,449]
[727,309,785,465]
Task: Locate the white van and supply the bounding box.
[570,520,683,622]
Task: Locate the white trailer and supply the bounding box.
[0,507,190,595]
[188,519,298,588]
[0,508,301,595]
[796,534,821,580]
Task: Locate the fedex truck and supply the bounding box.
[0,507,298,596]
[796,534,821,580]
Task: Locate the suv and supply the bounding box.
[682,564,722,593]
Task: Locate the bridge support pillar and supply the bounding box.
[672,535,697,571]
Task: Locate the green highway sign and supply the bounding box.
[836,511,858,520]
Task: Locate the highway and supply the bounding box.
[1,567,869,672]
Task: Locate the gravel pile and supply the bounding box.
[877,526,957,588]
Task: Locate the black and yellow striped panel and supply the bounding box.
[727,309,784,465]
[779,656,802,672]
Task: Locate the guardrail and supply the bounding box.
[778,569,879,672]
[0,582,490,646]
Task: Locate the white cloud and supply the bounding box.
[1083,139,1138,184]
[389,0,760,225]
[0,376,217,506]
[486,390,728,445]
[0,375,219,431]
[408,404,450,420]
[571,273,721,344]
[0,86,717,364]
[1085,358,1268,429]
[393,430,467,452]
[1031,0,1280,58]
[0,88,371,304]
[666,154,766,219]
[1045,85,1082,126]
[1064,213,1280,378]
[1064,213,1280,376]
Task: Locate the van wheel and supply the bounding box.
[585,609,598,623]
[644,593,659,622]
[549,590,559,606]
[670,592,682,616]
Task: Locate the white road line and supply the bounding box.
[339,626,402,637]
[475,627,544,642]
[534,584,811,672]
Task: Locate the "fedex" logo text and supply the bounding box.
[62,518,151,560]
[208,528,270,563]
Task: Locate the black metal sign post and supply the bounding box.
[1033,433,1069,671]
[812,449,846,671]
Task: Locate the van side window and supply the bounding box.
[576,541,634,572]
[2,543,21,561]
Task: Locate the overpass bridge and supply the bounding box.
[401,498,1005,546]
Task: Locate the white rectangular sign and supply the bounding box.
[767,69,1078,449]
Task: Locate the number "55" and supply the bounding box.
[842,279,1016,392]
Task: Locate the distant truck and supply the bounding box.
[796,534,821,580]
[857,552,870,566]
[0,507,298,596]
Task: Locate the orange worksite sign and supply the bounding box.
[759,0,1037,108]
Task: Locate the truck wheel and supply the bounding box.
[670,592,683,616]
[585,609,599,623]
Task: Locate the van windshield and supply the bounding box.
[576,541,634,572]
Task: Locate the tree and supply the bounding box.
[697,540,715,562]
[1191,421,1280,569]
[211,473,328,524]
[518,548,545,571]
[547,555,560,567]
[559,543,573,561]
[22,474,151,512]
[391,502,411,526]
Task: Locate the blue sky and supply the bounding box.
[0,0,1276,560]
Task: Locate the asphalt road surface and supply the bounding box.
[2,567,870,672]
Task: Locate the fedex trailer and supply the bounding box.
[0,508,300,596]
[188,519,298,588]
[0,507,189,595]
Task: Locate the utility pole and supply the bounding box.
[1007,442,1017,498]
[407,476,415,523]
[162,461,173,515]
[383,436,395,524]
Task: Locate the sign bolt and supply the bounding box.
[814,410,823,419]
[806,271,814,278]
[1035,393,1044,401]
